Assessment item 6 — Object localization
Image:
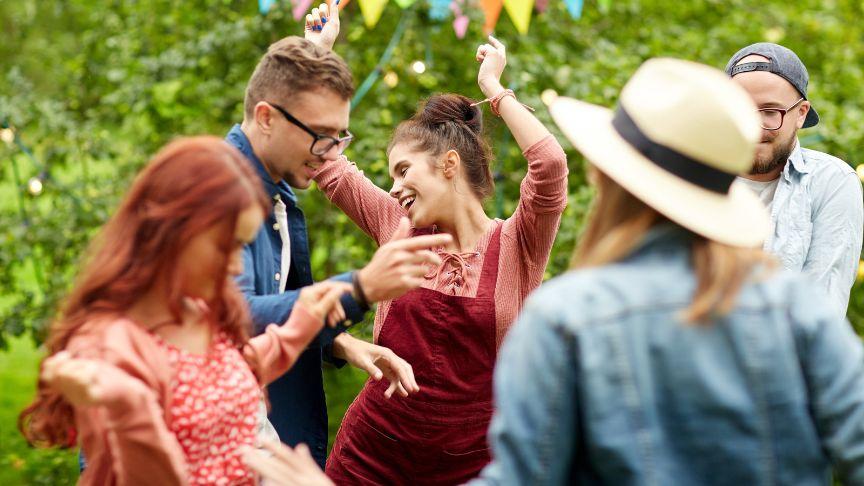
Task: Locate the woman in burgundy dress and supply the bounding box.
[314,37,569,484]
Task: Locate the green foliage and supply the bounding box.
[2,0,864,481]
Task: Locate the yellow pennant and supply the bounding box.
[358,0,388,28]
[503,0,534,34]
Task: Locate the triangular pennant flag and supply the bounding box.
[429,0,451,20]
[453,14,469,38]
[358,0,388,27]
[503,0,534,34]
[534,0,548,13]
[293,0,314,20]
[393,0,416,7]
[565,0,583,18]
[259,0,275,15]
[480,0,503,34]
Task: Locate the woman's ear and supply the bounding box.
[442,150,461,179]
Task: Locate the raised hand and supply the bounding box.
[476,35,507,98]
[356,217,453,303]
[304,0,341,51]
[296,281,353,328]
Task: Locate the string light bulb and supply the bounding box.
[411,61,426,74]
[27,176,43,196]
[1,127,14,146]
[383,71,399,88]
[541,89,559,107]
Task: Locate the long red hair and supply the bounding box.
[19,136,269,447]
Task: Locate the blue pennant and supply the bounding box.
[565,0,583,19]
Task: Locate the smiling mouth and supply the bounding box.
[400,196,415,211]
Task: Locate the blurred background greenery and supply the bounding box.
[2,0,863,483]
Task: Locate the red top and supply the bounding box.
[156,332,259,485]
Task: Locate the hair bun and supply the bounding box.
[417,94,483,134]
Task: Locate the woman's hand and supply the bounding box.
[243,442,334,486]
[476,35,507,98]
[297,281,353,327]
[41,352,105,407]
[304,0,341,51]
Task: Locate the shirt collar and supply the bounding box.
[785,139,810,176]
[624,222,693,262]
[226,124,298,205]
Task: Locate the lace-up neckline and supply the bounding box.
[424,225,486,295]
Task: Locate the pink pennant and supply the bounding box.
[535,0,547,12]
[453,14,469,38]
[293,0,314,20]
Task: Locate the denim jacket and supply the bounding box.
[472,224,864,485]
[227,125,367,468]
[764,142,863,318]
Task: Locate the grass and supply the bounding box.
[0,336,77,485]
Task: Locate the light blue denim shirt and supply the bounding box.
[471,224,864,485]
[763,142,863,318]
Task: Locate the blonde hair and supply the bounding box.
[573,169,774,323]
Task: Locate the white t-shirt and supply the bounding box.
[737,176,780,211]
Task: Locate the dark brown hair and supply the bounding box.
[389,94,494,200]
[244,36,355,119]
[19,136,270,447]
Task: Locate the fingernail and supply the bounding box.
[335,0,340,5]
[322,17,327,24]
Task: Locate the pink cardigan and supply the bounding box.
[313,135,568,347]
[65,304,320,486]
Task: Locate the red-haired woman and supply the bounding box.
[19,136,351,486]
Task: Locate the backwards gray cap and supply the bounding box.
[724,42,819,128]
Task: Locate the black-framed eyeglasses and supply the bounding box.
[758,97,804,131]
[267,102,353,156]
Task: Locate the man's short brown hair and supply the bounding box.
[243,36,354,119]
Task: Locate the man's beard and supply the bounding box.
[750,132,797,175]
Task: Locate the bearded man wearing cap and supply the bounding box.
[726,43,863,318]
[466,58,864,485]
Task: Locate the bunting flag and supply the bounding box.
[503,0,534,34]
[358,0,388,27]
[480,0,503,34]
[262,0,598,33]
[259,0,275,14]
[564,0,582,18]
[451,1,469,39]
[429,0,451,20]
[292,0,314,20]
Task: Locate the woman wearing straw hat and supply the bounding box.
[469,59,864,484]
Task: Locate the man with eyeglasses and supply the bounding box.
[223,3,450,468]
[726,43,863,317]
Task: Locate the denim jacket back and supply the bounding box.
[474,225,864,485]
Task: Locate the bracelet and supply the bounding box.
[470,89,535,117]
[352,272,370,310]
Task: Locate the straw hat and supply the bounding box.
[549,58,769,247]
